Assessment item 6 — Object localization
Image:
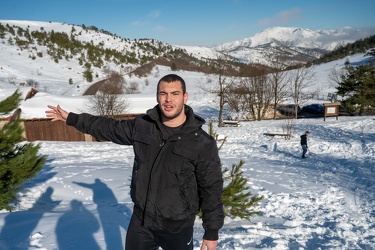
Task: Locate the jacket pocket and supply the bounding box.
[133,134,152,163]
[171,146,198,174]
[180,179,199,211]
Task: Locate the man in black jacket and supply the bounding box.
[46,74,224,250]
[300,131,310,158]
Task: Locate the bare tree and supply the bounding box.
[225,84,247,114]
[87,70,130,117]
[328,67,345,87]
[240,75,273,121]
[199,56,235,127]
[26,78,39,88]
[8,75,17,85]
[217,74,235,126]
[269,56,289,119]
[88,91,130,117]
[287,66,316,119]
[281,118,295,140]
[104,71,125,91]
[327,67,347,102]
[125,81,139,94]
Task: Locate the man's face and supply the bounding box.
[157,80,188,121]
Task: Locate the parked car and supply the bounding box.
[277,104,301,116]
[302,104,325,114]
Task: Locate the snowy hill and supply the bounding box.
[0,19,191,97]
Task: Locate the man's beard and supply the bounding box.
[161,104,184,120]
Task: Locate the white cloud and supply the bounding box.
[154,25,167,32]
[149,10,160,18]
[130,21,144,27]
[258,7,303,26]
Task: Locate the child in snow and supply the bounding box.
[300,131,310,158]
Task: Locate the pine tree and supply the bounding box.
[208,122,263,220]
[0,90,22,113]
[0,91,46,211]
[337,63,375,115]
[222,160,263,220]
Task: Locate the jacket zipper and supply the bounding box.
[141,138,166,225]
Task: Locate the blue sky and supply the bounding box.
[1,0,374,47]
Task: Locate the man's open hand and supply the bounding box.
[45,105,68,122]
[200,239,218,250]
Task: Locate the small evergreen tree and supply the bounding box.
[208,122,263,220]
[222,160,263,220]
[83,62,93,82]
[171,62,177,71]
[0,91,46,211]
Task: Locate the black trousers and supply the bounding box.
[125,213,194,250]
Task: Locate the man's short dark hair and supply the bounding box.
[157,74,186,94]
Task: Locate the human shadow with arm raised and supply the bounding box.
[73,178,131,250]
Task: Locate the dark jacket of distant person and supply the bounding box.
[300,134,308,146]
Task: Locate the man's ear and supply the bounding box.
[184,92,188,104]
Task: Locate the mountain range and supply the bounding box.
[0,20,374,82]
[184,26,375,66]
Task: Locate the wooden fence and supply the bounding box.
[24,118,86,141]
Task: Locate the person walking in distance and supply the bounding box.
[300,131,310,158]
[46,74,224,250]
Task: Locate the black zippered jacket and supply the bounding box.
[66,105,224,240]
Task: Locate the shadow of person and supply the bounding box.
[0,187,60,250]
[55,199,100,250]
[73,178,132,250]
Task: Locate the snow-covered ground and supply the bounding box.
[0,40,374,249]
[0,115,374,250]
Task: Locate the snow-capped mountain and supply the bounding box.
[210,27,373,66]
[0,19,373,82]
